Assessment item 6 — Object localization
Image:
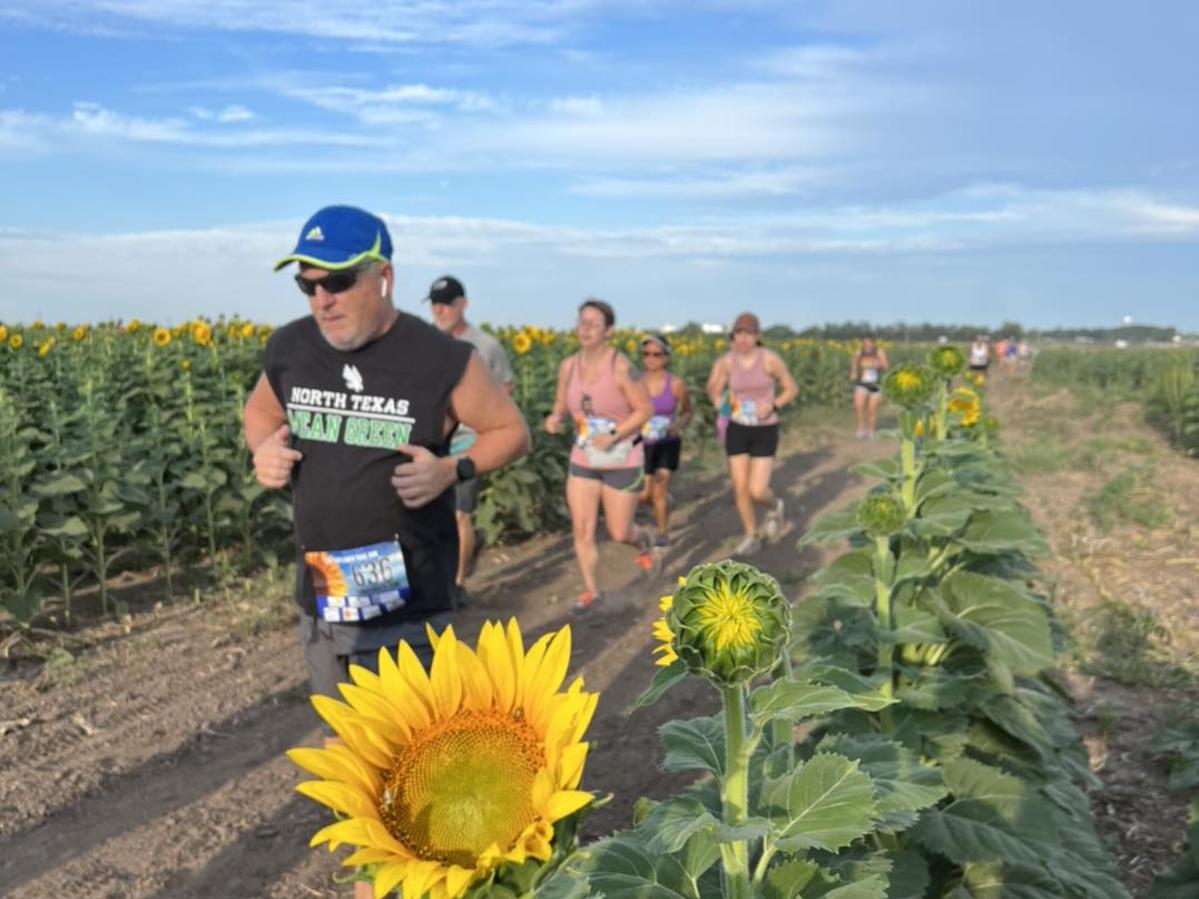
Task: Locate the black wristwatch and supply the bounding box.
[456,456,476,482]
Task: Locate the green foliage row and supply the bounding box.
[1031,347,1199,456]
[540,353,1130,897]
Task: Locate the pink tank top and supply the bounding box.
[728,350,778,426]
[566,349,645,469]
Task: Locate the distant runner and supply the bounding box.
[426,275,515,604]
[706,312,799,556]
[545,299,656,610]
[637,333,692,546]
[850,335,889,440]
[969,333,992,381]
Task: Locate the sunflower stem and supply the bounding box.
[719,683,752,899]
[874,536,895,734]
[900,434,917,512]
[936,378,949,442]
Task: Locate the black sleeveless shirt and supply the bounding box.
[263,312,472,622]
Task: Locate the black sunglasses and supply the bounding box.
[294,266,368,297]
[642,349,666,357]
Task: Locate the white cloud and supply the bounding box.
[278,82,499,126]
[573,167,827,199]
[3,185,1198,328]
[4,0,592,47]
[0,102,387,150]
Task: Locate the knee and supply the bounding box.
[572,519,596,544]
[749,486,772,504]
[607,521,631,544]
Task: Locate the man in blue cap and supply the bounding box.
[243,205,530,705]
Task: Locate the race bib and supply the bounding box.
[575,415,616,449]
[732,398,759,426]
[305,540,410,623]
[861,367,879,384]
[642,414,672,443]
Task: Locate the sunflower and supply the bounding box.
[652,579,686,668]
[857,493,905,538]
[127,318,141,334]
[191,321,213,347]
[8,333,23,350]
[947,386,981,427]
[668,561,790,687]
[180,359,192,371]
[153,327,172,347]
[31,319,44,330]
[71,325,88,342]
[0,325,7,343]
[289,619,597,899]
[882,365,935,407]
[241,322,255,338]
[512,332,533,355]
[38,338,54,357]
[927,345,965,378]
[55,321,67,332]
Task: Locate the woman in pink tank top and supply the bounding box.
[545,299,656,610]
[706,311,799,556]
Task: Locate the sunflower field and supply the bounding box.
[288,346,1136,899]
[1031,346,1199,456]
[0,317,904,629]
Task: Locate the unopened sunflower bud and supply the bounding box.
[668,560,790,687]
[857,493,905,538]
[883,365,935,407]
[928,345,965,378]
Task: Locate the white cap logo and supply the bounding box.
[305,225,325,241]
[434,279,447,290]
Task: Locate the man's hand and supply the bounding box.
[253,424,302,488]
[392,444,456,508]
[544,411,563,434]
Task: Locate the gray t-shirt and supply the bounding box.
[450,323,514,455]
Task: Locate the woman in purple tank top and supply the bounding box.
[706,311,799,556]
[638,333,692,546]
[545,299,656,610]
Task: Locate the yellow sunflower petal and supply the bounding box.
[286,747,380,798]
[373,861,409,899]
[477,621,517,712]
[344,847,398,867]
[454,640,495,711]
[296,781,377,819]
[504,619,527,706]
[556,742,589,789]
[526,627,571,716]
[338,683,411,744]
[428,626,464,719]
[395,640,437,718]
[542,789,593,822]
[403,859,446,899]
[444,864,477,898]
[378,647,432,732]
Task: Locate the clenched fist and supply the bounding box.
[253,424,303,488]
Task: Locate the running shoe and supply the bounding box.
[635,532,662,574]
[762,497,786,543]
[733,534,762,556]
[575,591,604,612]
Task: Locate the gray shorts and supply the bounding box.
[298,610,453,699]
[455,476,482,513]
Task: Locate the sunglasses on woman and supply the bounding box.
[295,265,368,297]
[642,349,666,358]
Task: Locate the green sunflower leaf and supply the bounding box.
[763,753,879,853]
[750,679,894,727]
[660,716,725,775]
[630,660,688,712]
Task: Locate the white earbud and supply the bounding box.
[381,277,389,298]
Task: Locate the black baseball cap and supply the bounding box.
[425,275,466,305]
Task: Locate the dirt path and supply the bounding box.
[991,378,1199,897]
[0,410,889,898]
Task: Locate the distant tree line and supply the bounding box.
[667,320,1180,344]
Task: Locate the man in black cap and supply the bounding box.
[426,275,515,600]
[243,206,530,704]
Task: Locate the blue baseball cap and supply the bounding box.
[273,205,393,271]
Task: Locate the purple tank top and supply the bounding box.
[565,349,645,468]
[728,350,778,426]
[643,372,677,444]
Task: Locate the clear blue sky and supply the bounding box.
[1,1,1197,331]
